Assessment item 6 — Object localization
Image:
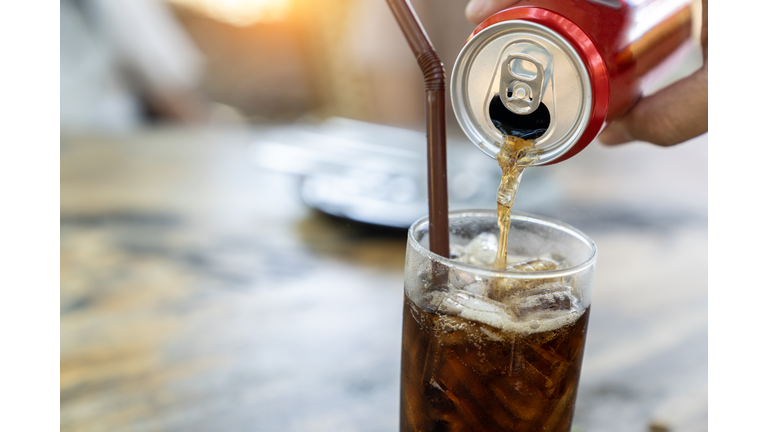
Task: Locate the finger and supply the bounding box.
[466,0,523,25]
[599,65,708,146]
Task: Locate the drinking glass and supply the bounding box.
[400,210,597,431]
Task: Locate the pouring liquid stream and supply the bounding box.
[494,135,539,270]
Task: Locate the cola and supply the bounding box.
[400,298,590,431]
[493,135,537,270]
[400,211,596,431]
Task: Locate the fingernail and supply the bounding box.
[598,123,633,145]
[466,0,487,21]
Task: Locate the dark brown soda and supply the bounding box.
[399,297,590,432]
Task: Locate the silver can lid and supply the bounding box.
[451,20,592,165]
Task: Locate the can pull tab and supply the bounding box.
[499,53,545,115]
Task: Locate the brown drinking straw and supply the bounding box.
[385,0,450,258]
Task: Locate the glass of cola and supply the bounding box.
[400,210,597,431]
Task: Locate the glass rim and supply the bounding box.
[408,209,597,279]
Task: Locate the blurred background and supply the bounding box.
[61,1,707,431]
[61,0,476,133]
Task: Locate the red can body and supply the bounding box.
[469,0,693,163]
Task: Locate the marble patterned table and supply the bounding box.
[61,126,707,432]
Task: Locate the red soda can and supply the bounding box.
[450,0,695,165]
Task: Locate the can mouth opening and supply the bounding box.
[488,95,550,140]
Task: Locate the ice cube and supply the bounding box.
[511,285,580,319]
[545,253,570,269]
[487,277,524,304]
[462,281,491,297]
[448,268,476,290]
[447,268,492,299]
[507,257,559,272]
[437,289,508,320]
[455,232,498,267]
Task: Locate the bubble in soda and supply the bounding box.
[401,229,590,431]
[400,295,590,431]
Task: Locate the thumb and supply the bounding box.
[466,0,523,25]
[599,65,708,146]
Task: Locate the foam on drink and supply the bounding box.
[447,297,585,337]
[437,247,585,337]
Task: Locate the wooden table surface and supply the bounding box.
[61,126,707,432]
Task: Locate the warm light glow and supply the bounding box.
[168,0,293,26]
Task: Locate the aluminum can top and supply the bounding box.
[451,19,593,165]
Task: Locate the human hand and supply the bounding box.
[465,0,708,147]
[599,0,707,146]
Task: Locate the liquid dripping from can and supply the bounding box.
[494,135,539,270]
